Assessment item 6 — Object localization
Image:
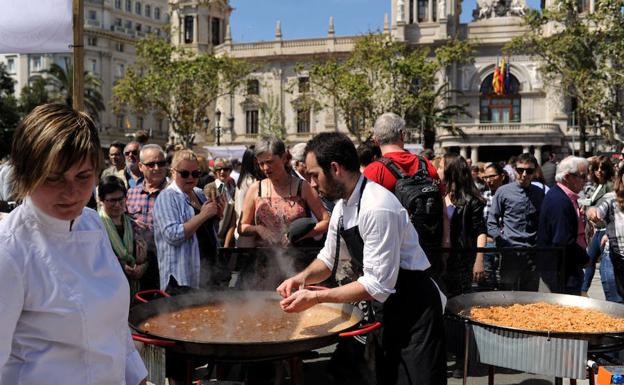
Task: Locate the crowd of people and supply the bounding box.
[1,103,624,385]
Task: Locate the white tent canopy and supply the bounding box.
[203,145,247,160]
[0,0,72,54]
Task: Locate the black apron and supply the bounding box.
[331,178,447,385]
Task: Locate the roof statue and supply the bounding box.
[473,0,527,19]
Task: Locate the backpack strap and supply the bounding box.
[378,157,407,180]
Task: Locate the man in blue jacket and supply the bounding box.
[537,156,590,294]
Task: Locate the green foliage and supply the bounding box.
[506,0,624,155]
[29,59,105,122]
[19,78,49,115]
[0,63,20,159]
[259,92,286,139]
[112,35,252,148]
[299,33,473,145]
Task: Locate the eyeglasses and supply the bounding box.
[124,150,139,156]
[175,169,201,179]
[482,174,500,180]
[142,160,167,168]
[103,197,125,204]
[515,167,535,175]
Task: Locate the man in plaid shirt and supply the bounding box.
[126,144,169,290]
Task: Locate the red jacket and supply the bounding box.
[363,151,440,192]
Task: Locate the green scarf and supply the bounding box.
[99,209,136,266]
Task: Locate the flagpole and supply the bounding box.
[72,0,84,111]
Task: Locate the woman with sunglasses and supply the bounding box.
[582,156,615,296]
[98,175,148,297]
[153,149,223,295]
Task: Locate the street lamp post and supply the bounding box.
[215,109,222,146]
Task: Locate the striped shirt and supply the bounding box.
[153,182,207,290]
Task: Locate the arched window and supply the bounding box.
[479,73,521,123]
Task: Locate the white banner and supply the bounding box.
[0,0,72,54]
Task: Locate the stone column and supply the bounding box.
[470,145,479,164]
[428,0,434,21]
[460,146,468,159]
[194,15,199,44]
[535,146,543,165]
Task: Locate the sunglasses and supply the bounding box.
[515,167,535,175]
[482,174,500,180]
[104,196,125,204]
[215,167,232,172]
[175,169,201,179]
[142,160,167,168]
[124,150,139,156]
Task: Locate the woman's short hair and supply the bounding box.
[11,103,102,200]
[254,135,286,158]
[171,149,198,169]
[97,175,127,201]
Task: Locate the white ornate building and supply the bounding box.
[162,0,609,161]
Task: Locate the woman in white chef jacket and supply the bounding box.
[0,103,147,385]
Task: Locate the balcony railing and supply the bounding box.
[439,122,562,137]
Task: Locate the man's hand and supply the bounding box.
[280,289,318,313]
[473,256,485,282]
[276,276,305,298]
[200,200,219,220]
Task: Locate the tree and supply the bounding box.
[299,33,473,146]
[506,0,624,155]
[113,35,252,148]
[30,59,105,122]
[0,63,20,159]
[19,78,49,115]
[259,92,286,139]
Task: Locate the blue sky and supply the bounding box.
[229,0,541,43]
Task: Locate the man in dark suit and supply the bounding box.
[537,156,590,294]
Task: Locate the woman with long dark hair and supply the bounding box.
[234,145,264,247]
[442,153,487,297]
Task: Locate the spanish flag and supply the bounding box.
[492,60,502,95]
[499,57,506,95]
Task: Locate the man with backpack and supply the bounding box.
[363,112,449,280]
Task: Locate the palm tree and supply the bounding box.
[30,58,105,122]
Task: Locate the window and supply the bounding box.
[155,28,160,36]
[479,72,521,123]
[247,79,259,95]
[298,77,310,93]
[125,20,133,30]
[296,109,310,133]
[126,0,132,12]
[135,1,141,15]
[154,7,160,20]
[145,4,151,17]
[137,117,144,130]
[114,18,122,27]
[31,56,42,71]
[116,115,125,129]
[211,18,221,45]
[115,0,121,9]
[6,57,15,73]
[246,110,259,134]
[432,0,437,21]
[136,23,142,32]
[146,26,151,33]
[116,63,125,78]
[87,36,97,46]
[89,58,97,74]
[409,0,415,23]
[115,42,124,52]
[417,0,428,22]
[577,0,590,12]
[88,10,97,20]
[184,15,194,43]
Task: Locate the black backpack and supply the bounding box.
[377,156,443,249]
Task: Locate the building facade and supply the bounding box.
[170,0,609,162]
[0,0,170,146]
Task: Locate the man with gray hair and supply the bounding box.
[363,112,447,278]
[537,156,590,294]
[126,143,169,290]
[289,142,309,181]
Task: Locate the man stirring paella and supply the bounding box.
[277,132,447,385]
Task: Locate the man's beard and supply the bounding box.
[321,171,347,201]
